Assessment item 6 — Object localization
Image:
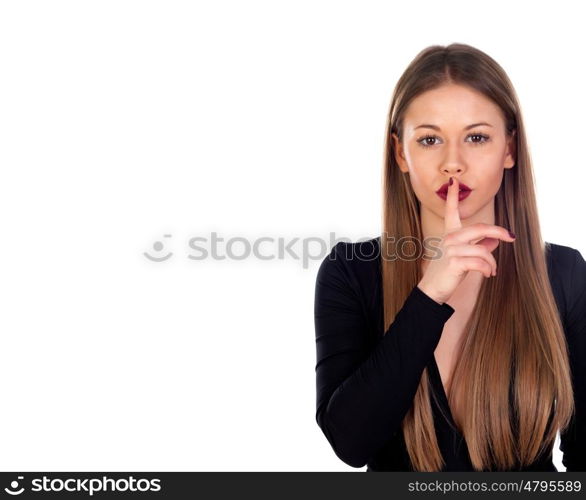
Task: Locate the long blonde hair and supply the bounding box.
[381,43,574,471]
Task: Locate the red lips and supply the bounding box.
[436,181,472,195]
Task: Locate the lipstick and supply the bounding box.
[436,181,472,201]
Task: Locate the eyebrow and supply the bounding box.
[414,122,493,131]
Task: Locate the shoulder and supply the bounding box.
[545,241,584,269]
[316,237,381,280]
[545,241,586,335]
[545,241,586,290]
[315,236,381,301]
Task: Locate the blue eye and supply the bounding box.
[417,132,490,148]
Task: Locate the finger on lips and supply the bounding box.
[444,176,515,245]
[444,176,462,233]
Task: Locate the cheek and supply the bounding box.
[476,164,505,194]
[406,168,434,199]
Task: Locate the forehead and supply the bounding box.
[403,84,503,129]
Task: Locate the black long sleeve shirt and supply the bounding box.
[314,236,586,471]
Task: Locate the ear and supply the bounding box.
[391,132,409,173]
[504,129,516,169]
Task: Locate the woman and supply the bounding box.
[314,43,586,472]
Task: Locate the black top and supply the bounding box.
[314,236,586,471]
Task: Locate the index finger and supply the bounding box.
[444,176,462,234]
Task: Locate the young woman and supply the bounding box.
[314,43,586,472]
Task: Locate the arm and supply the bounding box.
[560,248,586,472]
[314,242,455,468]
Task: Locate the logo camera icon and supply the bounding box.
[4,476,25,495]
[144,234,174,262]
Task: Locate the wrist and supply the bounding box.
[416,281,445,305]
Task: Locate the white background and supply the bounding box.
[1,0,584,471]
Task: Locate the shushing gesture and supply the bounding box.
[417,176,516,304]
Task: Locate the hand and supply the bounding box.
[417,176,516,304]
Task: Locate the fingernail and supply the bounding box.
[449,177,453,186]
[508,230,516,239]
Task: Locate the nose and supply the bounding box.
[441,146,466,176]
[442,165,463,176]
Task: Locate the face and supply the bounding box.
[392,83,515,221]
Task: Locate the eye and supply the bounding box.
[417,135,440,147]
[467,133,490,145]
[416,132,491,148]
